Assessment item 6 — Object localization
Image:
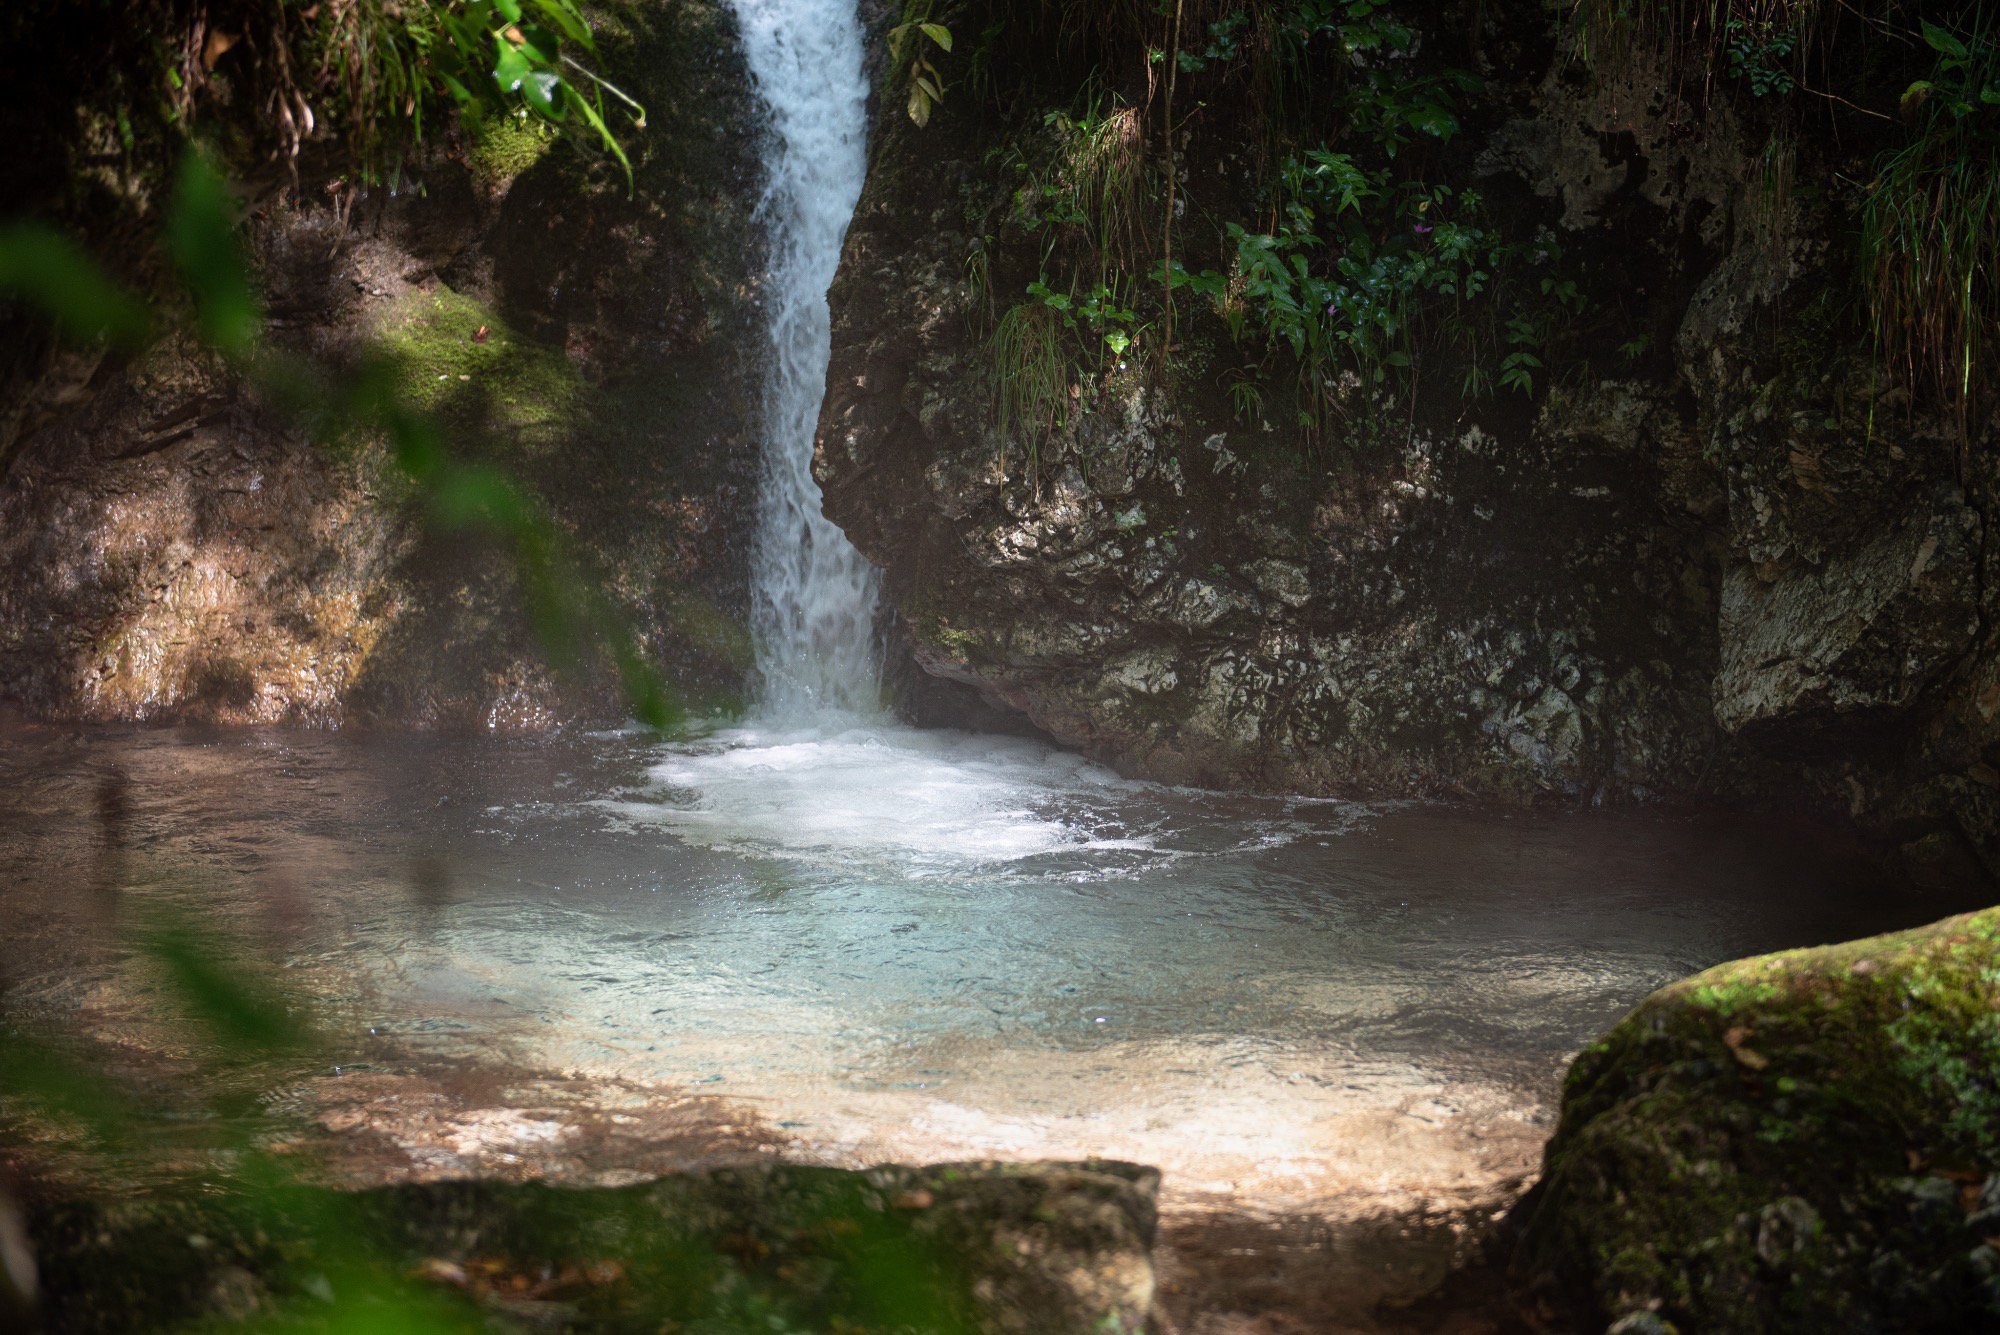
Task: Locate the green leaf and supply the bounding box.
[1922,20,1969,61]
[561,82,633,191]
[522,68,565,117]
[143,916,305,1055]
[0,1025,138,1147]
[493,40,533,92]
[920,22,953,52]
[167,153,259,355]
[531,0,594,48]
[512,21,561,63]
[432,464,530,529]
[0,226,152,349]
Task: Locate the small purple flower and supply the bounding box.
[1413,223,1434,234]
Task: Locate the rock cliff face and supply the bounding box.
[816,0,1998,883]
[4,3,1994,881]
[0,1,762,728]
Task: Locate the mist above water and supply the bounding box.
[0,726,1950,1221]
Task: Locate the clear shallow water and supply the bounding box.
[0,721,1975,1213]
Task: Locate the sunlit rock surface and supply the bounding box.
[0,1,760,728]
[1511,906,2000,1332]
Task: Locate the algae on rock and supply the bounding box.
[1512,906,2000,1332]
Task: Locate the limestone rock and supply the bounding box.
[1714,486,1981,735]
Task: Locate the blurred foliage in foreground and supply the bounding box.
[0,889,982,1332]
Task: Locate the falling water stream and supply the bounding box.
[736,0,881,718]
[0,0,1984,1324]
[658,0,1193,889]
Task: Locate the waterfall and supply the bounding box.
[730,0,882,719]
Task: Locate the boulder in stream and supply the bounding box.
[27,1160,1158,1334]
[1511,906,2000,1331]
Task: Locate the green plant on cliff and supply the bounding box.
[890,4,956,126]
[989,299,1068,481]
[1724,14,1800,95]
[1163,151,1575,437]
[1033,100,1153,275]
[1563,0,1823,79]
[1567,1,1999,430]
[1862,13,2000,434]
[960,0,1593,455]
[309,0,644,186]
[1028,277,1146,361]
[54,1,645,186]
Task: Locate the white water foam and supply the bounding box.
[638,722,1161,873]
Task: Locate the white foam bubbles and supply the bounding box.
[635,720,1160,874]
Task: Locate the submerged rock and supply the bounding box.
[28,1161,1158,1333]
[1510,906,2000,1331]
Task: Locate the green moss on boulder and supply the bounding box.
[1511,906,2000,1332]
[29,1162,1158,1334]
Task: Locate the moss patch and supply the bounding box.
[1512,906,2000,1332]
[466,109,559,191]
[375,286,585,460]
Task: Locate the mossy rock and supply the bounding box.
[28,1161,1159,1333]
[466,110,560,192]
[376,286,585,457]
[1511,906,2000,1332]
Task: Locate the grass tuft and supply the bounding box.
[989,300,1068,485]
[1860,11,1999,432]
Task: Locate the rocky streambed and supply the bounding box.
[14,895,2000,1333]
